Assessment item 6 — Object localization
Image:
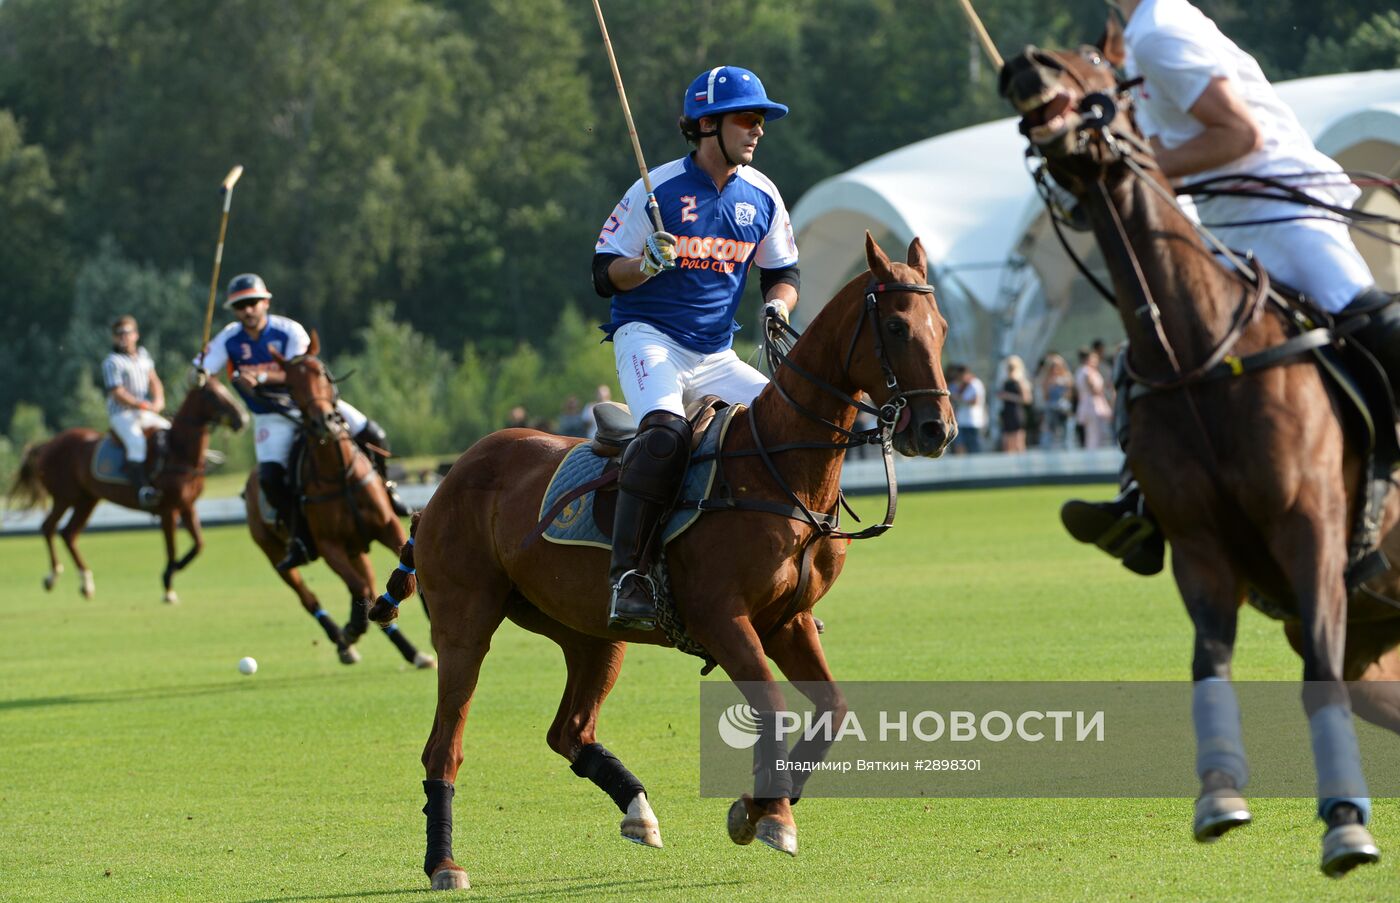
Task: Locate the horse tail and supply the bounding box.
[6,443,48,512]
[377,511,420,617]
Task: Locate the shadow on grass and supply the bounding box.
[239,876,747,902]
[0,672,347,712]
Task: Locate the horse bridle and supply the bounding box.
[742,279,948,539]
[767,280,949,438]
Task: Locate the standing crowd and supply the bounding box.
[945,341,1117,455]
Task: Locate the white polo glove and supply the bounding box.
[639,231,678,277]
[763,298,790,325]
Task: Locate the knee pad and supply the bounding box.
[355,418,389,451]
[619,413,692,503]
[258,463,291,505]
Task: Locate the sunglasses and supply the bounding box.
[231,301,260,311]
[728,111,766,130]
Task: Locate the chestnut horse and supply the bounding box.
[8,375,247,603]
[376,235,955,890]
[1002,33,1400,875]
[242,334,434,669]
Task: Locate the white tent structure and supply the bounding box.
[790,69,1400,370]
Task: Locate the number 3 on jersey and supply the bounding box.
[679,196,698,223]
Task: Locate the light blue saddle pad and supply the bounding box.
[91,435,131,485]
[539,405,739,550]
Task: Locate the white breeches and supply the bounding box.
[612,321,768,420]
[252,400,367,465]
[1207,197,1374,312]
[109,409,172,462]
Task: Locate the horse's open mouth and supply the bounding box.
[1019,91,1078,145]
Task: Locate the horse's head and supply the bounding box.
[187,372,249,433]
[998,19,1142,196]
[272,332,346,443]
[845,233,957,458]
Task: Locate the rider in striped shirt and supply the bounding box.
[103,315,169,508]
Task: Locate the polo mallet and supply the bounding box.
[591,0,666,233]
[196,165,245,371]
[955,0,1004,69]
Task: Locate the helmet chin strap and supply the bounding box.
[699,114,740,167]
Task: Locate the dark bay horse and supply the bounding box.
[8,375,247,603]
[378,235,955,890]
[1002,32,1400,875]
[242,333,434,669]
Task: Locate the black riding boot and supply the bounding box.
[1060,474,1165,576]
[354,419,411,516]
[123,460,161,510]
[608,412,692,631]
[1344,288,1400,396]
[1059,349,1165,576]
[260,462,314,571]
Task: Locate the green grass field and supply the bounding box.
[1,485,1395,901]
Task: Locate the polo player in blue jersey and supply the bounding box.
[195,273,410,571]
[592,66,801,630]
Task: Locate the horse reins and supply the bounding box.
[716,280,947,540]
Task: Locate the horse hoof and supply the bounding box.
[80,574,95,599]
[430,867,470,890]
[754,816,797,856]
[414,652,437,670]
[338,646,361,665]
[621,815,663,848]
[727,798,756,845]
[163,590,179,605]
[1322,824,1380,877]
[1193,790,1251,843]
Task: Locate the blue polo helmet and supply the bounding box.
[682,66,788,123]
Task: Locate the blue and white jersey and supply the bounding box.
[194,315,311,414]
[596,154,799,354]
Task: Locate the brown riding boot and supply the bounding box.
[607,412,692,631]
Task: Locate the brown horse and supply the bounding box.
[242,333,434,669]
[8,375,247,603]
[376,234,955,890]
[1001,31,1400,875]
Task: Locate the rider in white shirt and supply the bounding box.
[1063,0,1400,574]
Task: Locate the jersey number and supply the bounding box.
[680,196,698,223]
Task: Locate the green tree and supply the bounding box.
[0,109,73,428]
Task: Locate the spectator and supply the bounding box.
[583,384,613,440]
[557,395,588,437]
[505,405,529,430]
[996,355,1032,453]
[949,364,987,454]
[1036,353,1074,449]
[1074,348,1112,449]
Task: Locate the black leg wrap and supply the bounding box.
[314,610,345,646]
[381,622,417,661]
[570,742,645,813]
[422,779,455,876]
[752,710,793,805]
[785,733,836,806]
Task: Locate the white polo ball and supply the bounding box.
[237,656,258,675]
